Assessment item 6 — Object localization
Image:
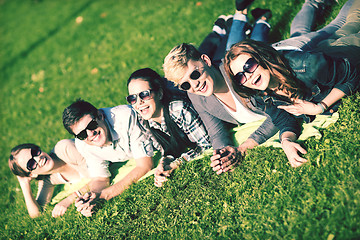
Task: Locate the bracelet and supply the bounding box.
[281,137,292,145]
[320,101,328,110]
[317,102,325,114]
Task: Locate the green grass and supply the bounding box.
[1,0,359,239]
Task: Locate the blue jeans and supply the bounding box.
[226,14,271,50]
[272,0,354,51]
[199,13,271,67]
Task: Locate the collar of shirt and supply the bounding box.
[100,109,120,150]
[148,117,168,133]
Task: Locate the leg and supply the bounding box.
[198,32,224,60]
[226,13,249,50]
[273,0,354,50]
[290,0,324,37]
[250,9,272,42]
[250,20,271,42]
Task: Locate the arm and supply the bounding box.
[280,131,307,167]
[279,52,359,115]
[51,182,91,218]
[171,101,211,161]
[17,176,44,218]
[100,156,153,200]
[278,89,346,115]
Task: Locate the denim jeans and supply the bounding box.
[272,0,354,51]
[201,13,271,67]
[226,14,271,51]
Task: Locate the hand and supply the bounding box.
[210,146,243,175]
[16,175,33,184]
[52,198,72,218]
[281,139,308,167]
[74,192,99,217]
[278,99,323,116]
[154,156,180,187]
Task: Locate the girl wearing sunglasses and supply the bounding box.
[127,68,211,187]
[224,39,359,167]
[8,139,90,218]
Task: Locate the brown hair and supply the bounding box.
[8,143,39,177]
[224,39,303,99]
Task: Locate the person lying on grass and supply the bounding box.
[223,39,359,167]
[8,139,90,218]
[163,0,355,168]
[162,0,277,176]
[62,99,154,217]
[127,68,211,187]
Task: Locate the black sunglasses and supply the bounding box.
[74,119,98,140]
[233,58,259,85]
[26,146,42,171]
[126,90,153,105]
[179,67,204,91]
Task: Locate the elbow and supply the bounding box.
[29,211,41,218]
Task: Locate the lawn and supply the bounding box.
[1,0,359,239]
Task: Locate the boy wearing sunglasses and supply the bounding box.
[163,43,278,174]
[62,99,154,216]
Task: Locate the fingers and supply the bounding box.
[294,144,308,154]
[154,174,168,187]
[52,205,67,218]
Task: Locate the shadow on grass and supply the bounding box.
[0,0,93,74]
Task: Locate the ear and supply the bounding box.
[201,54,212,67]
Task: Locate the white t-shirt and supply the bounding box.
[219,74,265,123]
[75,105,154,178]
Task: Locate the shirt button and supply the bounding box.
[312,92,316,95]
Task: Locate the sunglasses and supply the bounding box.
[126,90,153,105]
[26,146,42,171]
[74,119,98,140]
[233,58,259,85]
[179,67,204,91]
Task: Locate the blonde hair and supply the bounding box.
[163,43,202,85]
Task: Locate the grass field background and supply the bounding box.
[1,0,359,239]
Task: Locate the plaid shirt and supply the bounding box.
[141,100,211,161]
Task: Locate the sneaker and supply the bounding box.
[235,0,255,11]
[225,15,233,34]
[213,15,227,35]
[251,8,272,21]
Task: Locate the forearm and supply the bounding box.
[321,88,346,109]
[19,181,42,218]
[100,165,151,200]
[89,177,110,193]
[280,131,298,142]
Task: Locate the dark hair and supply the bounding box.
[9,143,38,177]
[127,68,196,157]
[62,99,99,135]
[224,39,304,99]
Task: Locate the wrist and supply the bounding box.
[281,137,292,145]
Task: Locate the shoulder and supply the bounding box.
[54,139,85,165]
[101,105,137,127]
[101,105,135,118]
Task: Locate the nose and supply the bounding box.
[86,129,96,139]
[189,79,200,92]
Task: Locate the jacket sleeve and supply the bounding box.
[290,51,360,96]
[188,93,234,149]
[254,96,301,140]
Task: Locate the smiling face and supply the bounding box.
[229,53,272,91]
[71,114,110,147]
[177,55,219,97]
[128,78,163,121]
[15,148,54,176]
